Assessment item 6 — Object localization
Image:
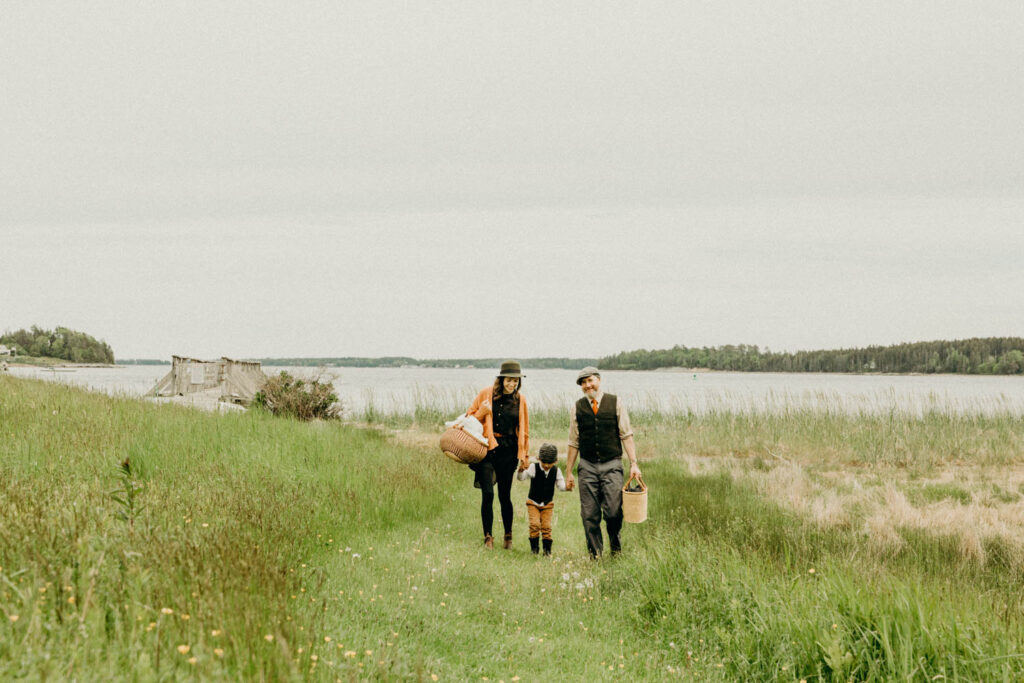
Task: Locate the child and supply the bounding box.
[517,443,567,555]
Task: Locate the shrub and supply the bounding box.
[253,370,341,421]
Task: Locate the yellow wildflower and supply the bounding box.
[177,645,190,655]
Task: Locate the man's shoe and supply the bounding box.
[542,539,552,556]
[529,537,540,555]
[503,533,513,550]
[484,535,494,550]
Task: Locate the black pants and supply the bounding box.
[475,441,518,537]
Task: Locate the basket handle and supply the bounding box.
[623,473,646,492]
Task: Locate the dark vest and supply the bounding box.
[576,394,622,463]
[527,464,559,505]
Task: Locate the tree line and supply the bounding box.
[599,338,1024,375]
[1,326,115,364]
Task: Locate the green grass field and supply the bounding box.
[2,375,1024,681]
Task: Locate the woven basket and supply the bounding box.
[439,426,488,464]
[622,474,648,523]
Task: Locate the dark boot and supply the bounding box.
[542,539,552,556]
[484,534,494,550]
[529,537,539,555]
[503,532,513,550]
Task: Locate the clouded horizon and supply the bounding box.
[2,2,1023,360]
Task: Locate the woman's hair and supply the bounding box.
[492,376,521,401]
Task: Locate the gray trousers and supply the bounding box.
[578,457,623,557]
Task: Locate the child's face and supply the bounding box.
[541,462,554,472]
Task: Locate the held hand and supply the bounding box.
[630,463,642,480]
[565,473,575,491]
[517,459,529,472]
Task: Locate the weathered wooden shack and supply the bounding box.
[148,356,267,405]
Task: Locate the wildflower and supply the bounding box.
[264,634,274,642]
[669,642,676,649]
[181,614,190,620]
[344,651,357,658]
[808,568,815,574]
[214,648,224,657]
[177,645,190,655]
[431,676,439,681]
[161,607,174,615]
[8,615,19,623]
[365,650,373,655]
[324,636,331,642]
[202,523,209,528]
[188,657,197,665]
[211,629,222,637]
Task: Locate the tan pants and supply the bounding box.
[527,501,554,541]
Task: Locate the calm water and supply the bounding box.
[8,364,1024,417]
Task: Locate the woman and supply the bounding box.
[462,360,530,549]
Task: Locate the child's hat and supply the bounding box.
[539,443,558,463]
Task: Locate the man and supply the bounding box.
[565,366,642,557]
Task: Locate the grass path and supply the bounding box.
[2,375,1024,681]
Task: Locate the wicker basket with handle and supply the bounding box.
[622,473,648,523]
[439,426,488,464]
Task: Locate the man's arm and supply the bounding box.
[622,435,641,479]
[565,445,578,491]
[618,401,641,479]
[565,404,579,491]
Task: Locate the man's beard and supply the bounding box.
[583,389,597,400]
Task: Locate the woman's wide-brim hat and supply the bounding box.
[497,360,524,378]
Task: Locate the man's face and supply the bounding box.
[579,374,601,398]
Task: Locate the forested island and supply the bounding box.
[599,337,1024,375]
[1,326,114,364]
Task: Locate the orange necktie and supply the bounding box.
[591,399,598,414]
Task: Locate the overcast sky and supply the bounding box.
[2,2,1023,360]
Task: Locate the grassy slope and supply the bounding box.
[1,375,1023,681]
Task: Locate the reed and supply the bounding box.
[353,391,1024,468]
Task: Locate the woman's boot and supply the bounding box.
[503,532,513,550]
[542,539,552,556]
[484,534,494,550]
[529,537,540,555]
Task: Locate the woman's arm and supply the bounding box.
[518,395,530,463]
